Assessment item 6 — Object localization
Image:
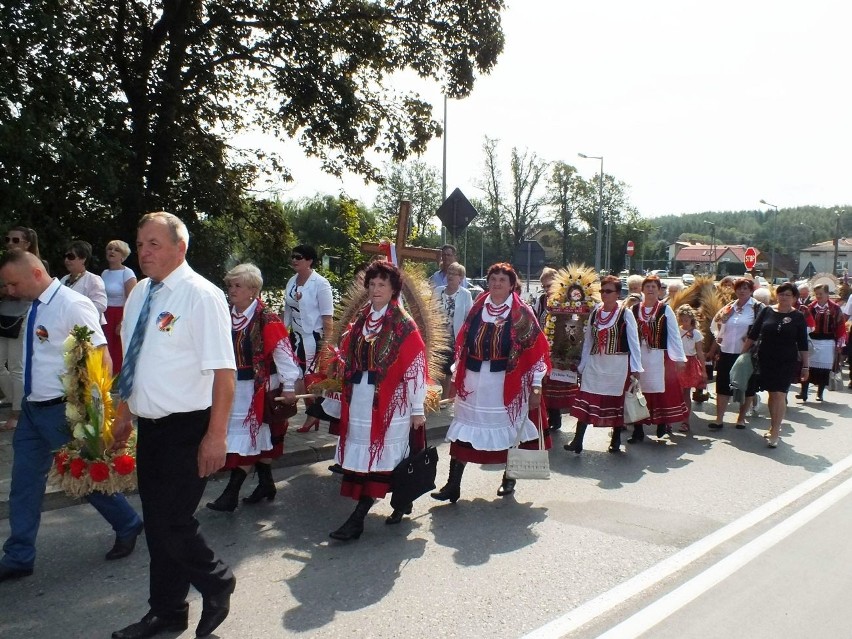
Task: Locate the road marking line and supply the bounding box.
[521,452,852,639]
[595,473,852,638]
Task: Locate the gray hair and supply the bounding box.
[139,211,190,249]
[626,274,644,293]
[224,263,263,292]
[447,261,466,278]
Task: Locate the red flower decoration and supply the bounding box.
[55,451,69,475]
[113,455,135,476]
[69,457,87,479]
[89,461,110,483]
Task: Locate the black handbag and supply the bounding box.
[0,314,24,339]
[390,435,439,510]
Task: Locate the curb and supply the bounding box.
[0,423,451,520]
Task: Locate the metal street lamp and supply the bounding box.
[578,153,604,272]
[760,199,779,280]
[704,220,716,276]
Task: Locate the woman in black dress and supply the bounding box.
[743,282,810,448]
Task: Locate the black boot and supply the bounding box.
[497,472,517,497]
[431,458,465,503]
[206,468,247,512]
[243,462,277,504]
[656,423,667,438]
[627,424,645,444]
[817,385,825,401]
[796,383,809,401]
[385,503,413,525]
[329,497,374,541]
[609,427,624,453]
[564,423,587,454]
[547,408,562,431]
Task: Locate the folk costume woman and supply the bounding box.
[207,264,301,512]
[330,261,428,541]
[627,276,688,443]
[800,284,845,401]
[432,263,551,502]
[566,275,643,454]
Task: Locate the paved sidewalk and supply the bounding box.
[0,402,453,519]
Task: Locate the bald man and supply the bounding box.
[0,249,143,583]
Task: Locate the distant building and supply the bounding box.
[798,238,852,277]
[671,242,760,277]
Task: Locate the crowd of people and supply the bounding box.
[0,222,848,638]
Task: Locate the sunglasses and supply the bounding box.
[5,236,21,244]
[64,253,80,260]
[601,288,618,294]
[290,254,305,261]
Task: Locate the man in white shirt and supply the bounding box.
[0,250,143,583]
[111,212,237,639]
[429,244,469,288]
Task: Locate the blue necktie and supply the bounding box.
[117,281,163,400]
[23,299,41,398]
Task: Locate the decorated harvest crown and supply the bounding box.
[546,263,601,313]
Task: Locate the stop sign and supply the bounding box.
[626,240,635,256]
[744,246,757,270]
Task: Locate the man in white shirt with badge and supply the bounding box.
[0,250,143,583]
[111,212,237,639]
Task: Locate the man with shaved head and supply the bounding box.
[0,249,143,583]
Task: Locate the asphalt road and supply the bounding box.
[2,387,852,639]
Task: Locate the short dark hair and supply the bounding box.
[292,244,318,267]
[66,240,93,265]
[642,275,662,289]
[733,277,755,292]
[600,274,621,292]
[440,244,458,255]
[776,282,798,297]
[364,260,403,298]
[486,262,518,288]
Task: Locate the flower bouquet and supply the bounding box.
[48,325,137,498]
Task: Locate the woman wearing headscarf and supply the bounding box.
[207,264,301,511]
[329,261,428,540]
[432,263,551,502]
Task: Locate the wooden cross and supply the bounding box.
[360,200,440,266]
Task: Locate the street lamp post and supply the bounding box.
[704,220,716,277]
[832,210,844,276]
[579,153,604,272]
[760,199,779,280]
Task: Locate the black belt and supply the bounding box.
[27,396,66,407]
[810,335,836,341]
[466,357,508,373]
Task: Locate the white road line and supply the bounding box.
[521,452,852,639]
[595,472,852,638]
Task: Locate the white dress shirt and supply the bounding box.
[121,261,236,419]
[61,271,107,324]
[25,279,106,402]
[282,270,334,337]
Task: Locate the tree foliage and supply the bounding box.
[0,0,506,271]
[374,160,443,242]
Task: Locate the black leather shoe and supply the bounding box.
[385,503,412,525]
[106,522,144,561]
[496,475,516,497]
[0,564,33,582]
[112,609,189,639]
[196,577,236,637]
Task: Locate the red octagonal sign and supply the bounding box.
[626,240,635,256]
[744,246,757,270]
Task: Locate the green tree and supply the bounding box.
[1,0,506,259]
[374,160,443,243]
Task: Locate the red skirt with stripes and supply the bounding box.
[639,356,689,425]
[450,406,552,465]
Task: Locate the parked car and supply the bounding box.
[682,273,695,285]
[651,269,670,278]
[755,276,769,288]
[467,278,486,298]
